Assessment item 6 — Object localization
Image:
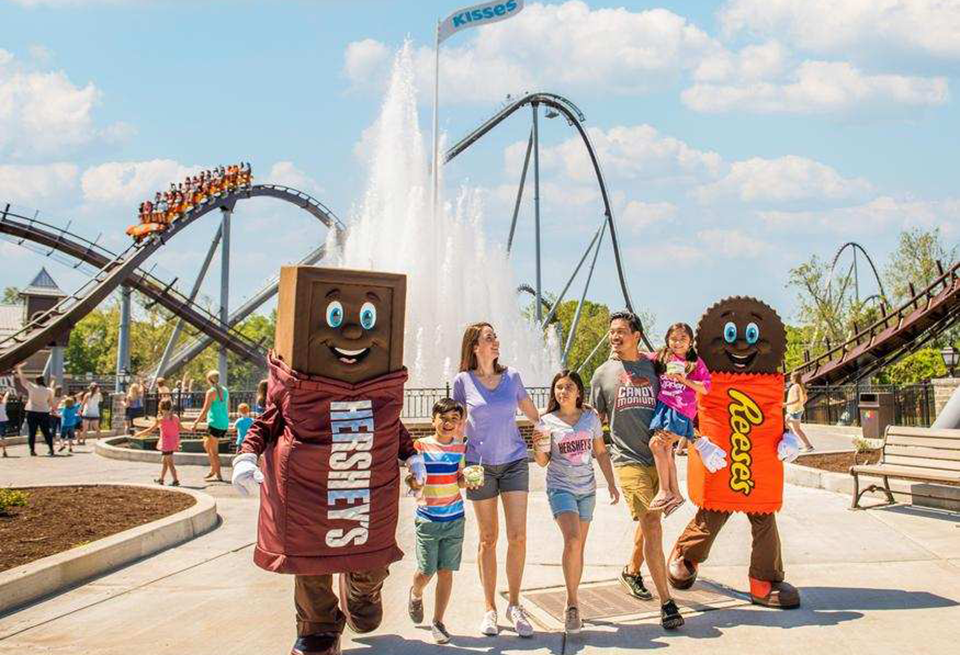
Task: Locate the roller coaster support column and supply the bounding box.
[218,206,232,385]
[563,220,606,367]
[153,224,223,386]
[115,285,131,392]
[532,102,543,324]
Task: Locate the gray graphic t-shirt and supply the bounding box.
[543,409,603,495]
[590,357,659,467]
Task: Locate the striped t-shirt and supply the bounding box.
[413,436,466,522]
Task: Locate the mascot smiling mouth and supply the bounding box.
[329,345,372,365]
[725,350,758,370]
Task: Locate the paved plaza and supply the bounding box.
[1,426,959,654]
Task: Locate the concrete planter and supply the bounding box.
[0,484,217,616]
[96,437,235,467]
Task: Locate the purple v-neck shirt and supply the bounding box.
[452,368,530,466]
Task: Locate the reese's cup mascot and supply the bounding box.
[667,296,803,608]
[232,266,426,655]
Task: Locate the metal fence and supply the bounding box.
[804,383,936,427]
[143,390,259,418]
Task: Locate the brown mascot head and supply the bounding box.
[696,296,786,374]
[274,266,406,383]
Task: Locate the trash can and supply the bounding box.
[859,392,895,439]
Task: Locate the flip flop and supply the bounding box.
[648,495,674,511]
[662,496,686,518]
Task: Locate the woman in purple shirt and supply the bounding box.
[452,322,541,638]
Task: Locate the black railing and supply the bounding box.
[140,385,555,421]
[804,384,936,427]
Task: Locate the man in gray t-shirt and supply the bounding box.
[590,357,659,468]
[589,311,683,630]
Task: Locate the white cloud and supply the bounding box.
[696,228,772,258]
[0,47,128,159]
[344,2,722,103]
[719,0,960,62]
[0,163,78,204]
[621,200,678,231]
[627,242,702,266]
[80,159,204,206]
[694,40,788,83]
[695,155,872,204]
[682,60,948,114]
[759,195,960,237]
[264,161,325,196]
[506,124,724,186]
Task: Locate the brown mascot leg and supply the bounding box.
[668,509,730,589]
[338,566,390,634]
[292,574,343,655]
[747,513,800,609]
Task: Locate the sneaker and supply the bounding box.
[506,604,533,638]
[431,620,451,644]
[408,588,424,624]
[619,566,653,600]
[479,610,498,636]
[170,480,180,487]
[660,599,684,630]
[564,606,582,634]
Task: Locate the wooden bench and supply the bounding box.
[850,425,960,509]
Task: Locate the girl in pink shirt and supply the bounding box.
[134,398,181,486]
[647,323,711,515]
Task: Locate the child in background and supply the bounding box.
[253,380,268,416]
[234,403,254,449]
[648,323,711,516]
[135,398,181,486]
[406,399,479,644]
[50,386,63,450]
[0,390,9,458]
[59,396,79,453]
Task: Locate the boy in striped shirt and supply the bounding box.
[407,398,477,644]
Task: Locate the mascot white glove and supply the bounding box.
[232,452,264,496]
[777,431,802,463]
[694,436,728,473]
[406,454,427,486]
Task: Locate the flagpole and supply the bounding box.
[431,18,441,220]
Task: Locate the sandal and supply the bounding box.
[662,496,686,518]
[170,480,181,487]
[648,493,675,511]
[154,478,165,486]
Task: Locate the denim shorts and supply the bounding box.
[787,410,803,421]
[547,488,597,521]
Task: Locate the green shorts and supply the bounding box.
[415,515,465,576]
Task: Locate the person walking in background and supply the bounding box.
[135,398,181,486]
[191,370,228,482]
[0,389,10,458]
[79,383,102,444]
[254,379,268,416]
[50,385,63,445]
[59,395,79,453]
[16,365,54,457]
[125,380,144,434]
[532,369,620,634]
[234,403,253,450]
[786,371,814,452]
[452,322,542,639]
[590,312,685,630]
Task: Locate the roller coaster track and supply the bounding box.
[793,261,960,385]
[0,184,345,372]
[445,92,638,324]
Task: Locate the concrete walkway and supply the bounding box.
[1,437,958,654]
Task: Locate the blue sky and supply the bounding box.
[1,0,958,335]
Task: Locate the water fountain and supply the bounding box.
[324,43,559,387]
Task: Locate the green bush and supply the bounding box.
[0,488,29,514]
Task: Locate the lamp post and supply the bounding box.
[941,346,959,377]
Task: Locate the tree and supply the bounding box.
[2,287,20,305]
[878,348,947,384]
[884,226,957,303]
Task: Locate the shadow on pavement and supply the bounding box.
[355,630,563,654]
[874,504,960,524]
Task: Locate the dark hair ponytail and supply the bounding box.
[657,323,698,374]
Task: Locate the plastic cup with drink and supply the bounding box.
[535,421,552,453]
[666,360,686,377]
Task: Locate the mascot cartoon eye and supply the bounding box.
[723,321,738,344]
[325,301,344,328]
[359,302,377,330]
[745,322,760,345]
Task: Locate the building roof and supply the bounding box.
[20,267,64,298]
[0,304,22,338]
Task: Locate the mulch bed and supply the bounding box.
[0,486,196,573]
[795,450,881,474]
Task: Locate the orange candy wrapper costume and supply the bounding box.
[687,372,785,514]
